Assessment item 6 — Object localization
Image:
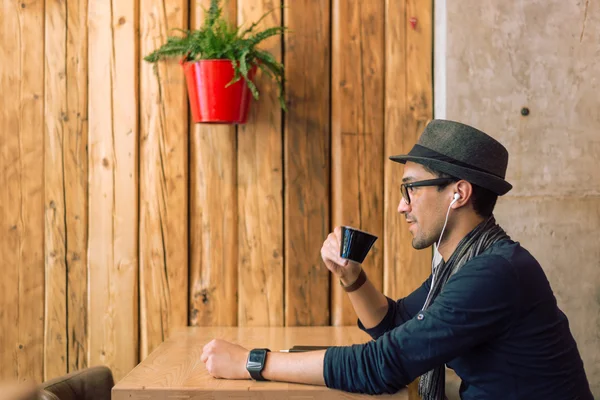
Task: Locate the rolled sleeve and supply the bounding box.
[358,276,432,340]
[323,341,408,395]
[324,255,517,395]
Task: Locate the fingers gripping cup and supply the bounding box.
[340,226,378,264]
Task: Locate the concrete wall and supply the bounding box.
[437,0,600,396]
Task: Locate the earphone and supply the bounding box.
[423,192,462,311]
[435,193,461,264]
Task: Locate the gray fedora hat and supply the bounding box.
[390,119,512,195]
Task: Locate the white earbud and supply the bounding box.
[435,193,460,256]
[427,192,461,307]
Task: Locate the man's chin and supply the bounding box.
[411,237,433,250]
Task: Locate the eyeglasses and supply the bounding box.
[400,178,456,205]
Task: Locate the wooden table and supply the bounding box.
[112,326,411,399]
[2,382,39,400]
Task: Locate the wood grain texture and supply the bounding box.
[284,0,331,326]
[331,0,385,326]
[64,0,89,375]
[44,0,67,380]
[44,0,89,380]
[113,327,408,399]
[88,0,138,381]
[237,0,284,327]
[384,2,433,398]
[0,0,45,383]
[0,0,437,383]
[383,0,432,301]
[188,0,238,327]
[139,0,189,358]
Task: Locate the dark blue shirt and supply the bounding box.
[323,240,593,399]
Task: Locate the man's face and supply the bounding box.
[398,162,453,249]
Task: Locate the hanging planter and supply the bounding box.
[143,0,286,125]
[181,60,257,124]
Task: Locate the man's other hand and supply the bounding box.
[200,339,251,380]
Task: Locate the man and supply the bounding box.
[200,120,593,399]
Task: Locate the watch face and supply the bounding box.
[247,349,267,369]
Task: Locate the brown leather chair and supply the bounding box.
[38,366,113,400]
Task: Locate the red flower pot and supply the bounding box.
[181,59,257,124]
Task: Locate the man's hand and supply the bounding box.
[200,339,251,380]
[321,226,362,285]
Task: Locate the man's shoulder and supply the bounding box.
[460,240,546,289]
[478,239,538,267]
[457,240,538,281]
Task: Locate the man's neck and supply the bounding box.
[438,213,485,261]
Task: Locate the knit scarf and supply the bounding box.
[418,216,510,400]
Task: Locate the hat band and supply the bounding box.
[409,144,503,178]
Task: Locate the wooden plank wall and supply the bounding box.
[88,0,139,379]
[139,0,188,361]
[331,0,385,326]
[44,0,89,379]
[237,0,284,327]
[0,0,432,385]
[384,0,433,300]
[189,0,238,328]
[284,0,331,327]
[0,0,45,383]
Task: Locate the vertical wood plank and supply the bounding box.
[139,0,188,358]
[331,0,385,326]
[385,1,433,398]
[88,0,139,381]
[65,0,89,375]
[0,0,45,383]
[188,0,238,327]
[237,0,284,327]
[284,0,331,326]
[44,0,67,379]
[383,0,433,299]
[44,0,88,380]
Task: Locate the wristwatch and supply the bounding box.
[246,348,271,381]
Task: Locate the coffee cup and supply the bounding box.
[339,226,378,264]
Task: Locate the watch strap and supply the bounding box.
[248,368,267,381]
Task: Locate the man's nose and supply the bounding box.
[397,197,411,214]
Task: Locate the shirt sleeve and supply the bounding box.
[358,275,432,340]
[323,254,518,395]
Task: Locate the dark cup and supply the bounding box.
[340,226,378,264]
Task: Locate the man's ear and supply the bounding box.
[452,180,473,208]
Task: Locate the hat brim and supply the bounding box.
[389,155,512,196]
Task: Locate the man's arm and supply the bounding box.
[341,271,389,329]
[321,227,389,328]
[203,276,423,388]
[203,255,515,394]
[322,227,432,333]
[261,350,327,386]
[324,255,518,394]
[201,338,327,385]
[201,339,327,385]
[358,275,431,339]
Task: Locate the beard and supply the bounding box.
[411,232,437,250]
[409,216,447,250]
[406,201,450,250]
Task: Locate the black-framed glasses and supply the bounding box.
[400,178,456,205]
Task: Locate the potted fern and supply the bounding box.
[144,0,285,124]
